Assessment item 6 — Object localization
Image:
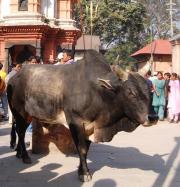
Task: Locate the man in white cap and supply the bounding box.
[54,52,64,65]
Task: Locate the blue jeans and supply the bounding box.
[26,123,32,133]
[1,92,8,117]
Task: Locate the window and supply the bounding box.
[18,0,28,11]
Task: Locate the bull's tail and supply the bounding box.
[7,84,13,114]
[7,84,17,149]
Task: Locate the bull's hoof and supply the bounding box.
[79,173,92,182]
[22,156,32,164]
[16,152,22,159]
[10,143,16,149]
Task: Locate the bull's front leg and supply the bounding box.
[69,123,92,182]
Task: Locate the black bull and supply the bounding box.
[7,50,152,182]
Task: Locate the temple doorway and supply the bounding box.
[8,45,36,71]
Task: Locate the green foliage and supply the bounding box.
[74,0,146,46]
[74,0,179,66]
[105,42,137,68]
[74,0,146,65]
[137,0,180,38]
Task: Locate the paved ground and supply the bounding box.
[0,120,180,187]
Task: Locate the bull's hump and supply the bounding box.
[82,50,111,70]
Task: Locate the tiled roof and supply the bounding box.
[131,39,172,57]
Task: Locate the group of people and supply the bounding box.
[54,50,75,65]
[2,49,179,125]
[0,56,40,122]
[145,71,180,123]
[0,49,75,123]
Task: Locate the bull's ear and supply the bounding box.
[98,78,114,90]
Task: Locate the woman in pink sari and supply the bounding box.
[167,73,180,123]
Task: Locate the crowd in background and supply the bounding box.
[0,56,40,122]
[0,49,75,123]
[145,71,180,123]
[0,53,179,125]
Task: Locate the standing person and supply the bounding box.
[27,56,42,133]
[164,72,171,118]
[62,50,75,64]
[5,64,22,148]
[28,56,37,64]
[0,76,6,121]
[145,71,153,112]
[167,73,180,123]
[0,62,7,80]
[144,71,158,122]
[35,56,42,64]
[5,64,22,83]
[5,64,22,124]
[0,62,8,121]
[26,56,39,133]
[149,71,157,84]
[54,52,64,65]
[152,71,166,121]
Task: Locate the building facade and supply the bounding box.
[0,0,81,71]
[170,34,180,75]
[131,40,172,74]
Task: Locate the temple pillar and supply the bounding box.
[0,39,5,62]
[41,0,55,21]
[48,0,55,19]
[57,0,71,19]
[1,0,10,17]
[4,48,9,73]
[172,43,180,75]
[171,39,180,75]
[35,39,41,57]
[43,31,57,63]
[29,0,41,13]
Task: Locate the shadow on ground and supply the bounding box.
[0,142,167,187]
[152,137,180,187]
[0,126,11,137]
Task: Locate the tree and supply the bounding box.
[74,0,146,64]
[75,0,146,45]
[137,0,180,41]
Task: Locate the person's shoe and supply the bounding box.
[168,119,173,123]
[159,118,164,121]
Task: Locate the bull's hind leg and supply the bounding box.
[10,121,16,149]
[69,123,92,182]
[12,110,31,164]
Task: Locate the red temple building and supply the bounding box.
[0,0,81,71]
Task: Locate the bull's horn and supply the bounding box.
[114,66,129,81]
[138,61,152,76]
[98,78,114,90]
